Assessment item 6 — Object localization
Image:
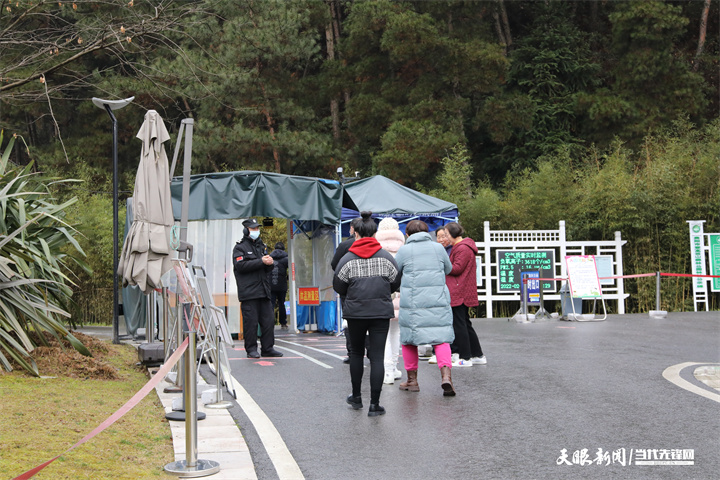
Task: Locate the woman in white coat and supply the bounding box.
[375,217,406,385]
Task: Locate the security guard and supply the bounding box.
[232,218,283,358]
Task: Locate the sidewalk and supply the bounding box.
[75,326,257,479]
[153,373,257,480]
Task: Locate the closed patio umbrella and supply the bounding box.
[118,110,174,294]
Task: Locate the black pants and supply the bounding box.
[241,298,275,354]
[347,318,389,405]
[450,305,483,360]
[270,290,287,326]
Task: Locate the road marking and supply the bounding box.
[274,344,333,369]
[229,374,305,480]
[276,339,345,361]
[662,362,720,404]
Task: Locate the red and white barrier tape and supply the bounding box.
[12,337,189,480]
[522,272,720,283]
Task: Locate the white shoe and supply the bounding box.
[428,355,437,364]
[394,369,402,380]
[471,355,487,365]
[451,353,459,363]
[452,358,473,367]
[383,372,394,385]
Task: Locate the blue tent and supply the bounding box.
[341,175,458,235]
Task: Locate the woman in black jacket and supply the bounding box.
[333,212,401,416]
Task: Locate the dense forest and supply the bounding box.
[0,0,718,319]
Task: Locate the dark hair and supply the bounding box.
[445,222,464,239]
[350,217,363,231]
[405,220,428,236]
[354,211,377,238]
[274,242,285,251]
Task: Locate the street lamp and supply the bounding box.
[92,96,134,344]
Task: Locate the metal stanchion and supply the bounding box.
[206,326,232,409]
[166,303,205,421]
[649,271,668,318]
[162,287,169,359]
[164,329,220,477]
[164,294,184,394]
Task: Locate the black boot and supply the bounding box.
[368,404,386,416]
[346,394,363,410]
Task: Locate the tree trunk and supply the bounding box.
[493,11,507,55]
[693,0,711,72]
[326,20,340,139]
[498,0,512,48]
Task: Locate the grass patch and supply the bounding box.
[0,334,176,479]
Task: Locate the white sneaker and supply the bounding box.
[394,369,402,380]
[451,353,459,363]
[428,355,437,364]
[383,372,394,385]
[471,355,487,365]
[452,358,473,367]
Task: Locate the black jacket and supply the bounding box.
[268,249,288,292]
[331,237,354,271]
[333,238,401,320]
[233,236,272,301]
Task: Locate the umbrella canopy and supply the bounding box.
[118,110,174,294]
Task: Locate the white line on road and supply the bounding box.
[662,362,720,404]
[230,374,305,480]
[274,345,333,369]
[276,339,345,360]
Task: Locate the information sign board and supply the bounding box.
[565,256,602,298]
[523,271,540,304]
[688,221,707,293]
[709,234,720,292]
[496,250,555,292]
[594,255,614,285]
[298,287,320,305]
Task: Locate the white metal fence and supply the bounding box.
[476,221,628,317]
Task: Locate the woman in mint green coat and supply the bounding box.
[394,220,456,396]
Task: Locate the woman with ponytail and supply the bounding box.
[333,212,401,417]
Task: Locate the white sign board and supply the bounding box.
[688,221,707,293]
[594,255,614,285]
[565,255,602,298]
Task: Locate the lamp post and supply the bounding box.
[92,96,134,344]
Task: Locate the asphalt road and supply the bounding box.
[219,313,720,480]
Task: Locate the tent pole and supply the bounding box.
[178,119,194,261]
[288,220,297,332]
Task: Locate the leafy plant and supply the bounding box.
[0,130,90,376]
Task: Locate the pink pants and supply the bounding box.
[402,343,452,370]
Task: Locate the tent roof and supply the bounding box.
[170,171,356,224]
[343,175,457,218]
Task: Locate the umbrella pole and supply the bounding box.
[106,105,121,345]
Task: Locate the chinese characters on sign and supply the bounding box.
[688,221,706,293]
[496,250,555,292]
[524,271,540,305]
[297,287,320,306]
[565,255,602,298]
[709,234,720,292]
[557,448,695,466]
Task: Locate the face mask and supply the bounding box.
[249,230,260,240]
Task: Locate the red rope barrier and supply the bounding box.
[12,337,190,480]
[660,272,720,278]
[520,272,720,283]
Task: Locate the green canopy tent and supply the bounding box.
[165,170,356,336]
[341,175,458,235]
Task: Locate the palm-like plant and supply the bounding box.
[0,130,90,376]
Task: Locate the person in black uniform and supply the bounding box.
[232,218,283,358]
[268,242,289,329]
